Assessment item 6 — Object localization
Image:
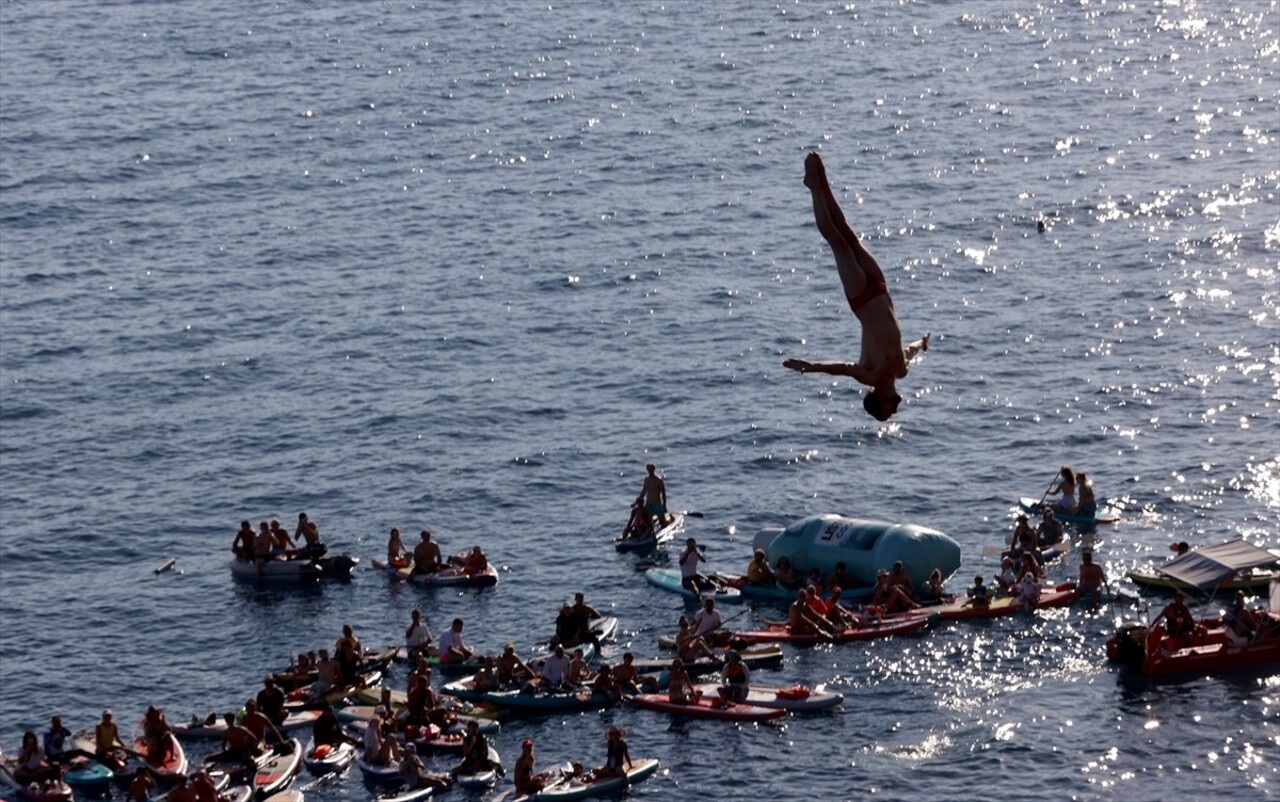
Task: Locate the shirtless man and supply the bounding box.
[212,712,260,775]
[240,699,283,746]
[232,521,255,561]
[636,463,671,527]
[496,644,533,686]
[406,530,443,580]
[1078,551,1109,605]
[784,152,930,421]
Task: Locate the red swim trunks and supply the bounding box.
[849,279,888,313]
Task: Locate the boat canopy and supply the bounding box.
[1155,539,1278,590]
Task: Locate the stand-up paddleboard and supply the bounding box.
[301,739,356,776]
[690,683,843,712]
[614,513,685,552]
[532,758,659,801]
[631,693,785,722]
[643,568,742,603]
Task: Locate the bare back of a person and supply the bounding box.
[641,475,664,505]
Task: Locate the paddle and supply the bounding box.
[683,511,705,519]
[1036,469,1062,509]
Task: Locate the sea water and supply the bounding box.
[1,1,1277,799]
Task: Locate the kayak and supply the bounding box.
[631,693,785,722]
[301,739,356,776]
[533,758,660,801]
[731,614,933,645]
[643,568,743,603]
[1018,497,1117,526]
[482,688,622,714]
[690,683,843,712]
[371,559,499,588]
[614,513,685,552]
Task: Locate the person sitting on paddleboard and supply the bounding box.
[405,609,433,660]
[438,618,474,663]
[825,562,852,594]
[450,720,502,780]
[1015,573,1041,606]
[887,561,915,599]
[821,586,862,629]
[515,739,556,797]
[569,593,603,649]
[746,549,775,586]
[692,597,728,647]
[636,462,672,528]
[783,152,930,421]
[995,557,1018,593]
[497,643,533,687]
[14,730,59,786]
[211,712,259,776]
[240,699,283,747]
[1036,510,1065,549]
[363,709,401,766]
[526,644,571,692]
[623,500,654,540]
[188,770,221,802]
[406,529,443,580]
[255,677,287,727]
[386,527,409,568]
[595,726,632,789]
[1050,467,1078,514]
[967,576,992,607]
[334,624,363,685]
[666,659,697,705]
[679,537,708,594]
[872,570,919,615]
[674,616,716,662]
[400,743,452,791]
[773,556,799,589]
[717,650,751,703]
[612,653,659,694]
[1077,473,1097,517]
[93,708,130,773]
[311,700,353,748]
[566,648,592,686]
[789,590,836,637]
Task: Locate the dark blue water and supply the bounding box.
[2,1,1277,799]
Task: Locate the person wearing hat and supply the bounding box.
[782,152,931,422]
[515,739,556,797]
[93,708,129,772]
[594,726,633,789]
[746,549,775,586]
[256,676,286,726]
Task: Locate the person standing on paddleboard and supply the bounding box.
[784,152,930,421]
[636,463,672,527]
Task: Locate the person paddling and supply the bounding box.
[784,152,930,421]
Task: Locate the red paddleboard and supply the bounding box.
[631,693,786,722]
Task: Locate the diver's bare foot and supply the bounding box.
[803,152,827,190]
[921,331,931,351]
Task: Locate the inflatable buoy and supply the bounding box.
[754,514,961,590]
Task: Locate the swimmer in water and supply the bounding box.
[784,152,930,421]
